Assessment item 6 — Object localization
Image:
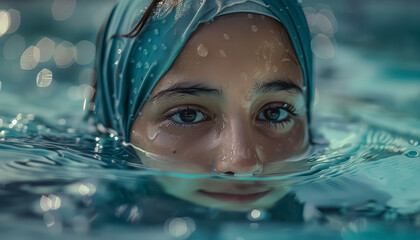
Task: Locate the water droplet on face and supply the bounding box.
[146,125,160,141]
[251,25,258,32]
[404,150,419,158]
[247,13,253,19]
[282,58,291,62]
[261,15,266,20]
[223,33,230,40]
[219,49,227,58]
[197,43,208,57]
[273,65,278,72]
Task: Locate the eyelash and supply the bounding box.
[164,103,298,128]
[257,103,298,127]
[165,106,210,128]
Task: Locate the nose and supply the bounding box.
[215,117,263,176]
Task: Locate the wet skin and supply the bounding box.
[129,13,310,210]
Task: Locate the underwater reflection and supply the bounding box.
[127,142,312,212]
[154,176,297,212]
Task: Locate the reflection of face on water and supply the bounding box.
[154,176,299,212]
[130,13,310,176]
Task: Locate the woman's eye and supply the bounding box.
[170,109,207,124]
[256,107,289,123]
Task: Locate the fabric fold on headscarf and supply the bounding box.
[94,0,313,140]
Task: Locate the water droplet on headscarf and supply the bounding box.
[219,49,227,58]
[143,49,148,55]
[117,49,122,54]
[152,45,158,51]
[150,73,154,78]
[161,43,167,50]
[131,78,135,83]
[144,61,150,69]
[133,88,138,94]
[114,60,119,65]
[147,38,152,43]
[197,43,208,57]
[136,62,142,68]
[223,33,230,40]
[247,13,253,19]
[36,68,53,87]
[154,28,160,35]
[251,25,258,33]
[138,46,142,51]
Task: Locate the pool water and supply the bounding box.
[0,44,420,239]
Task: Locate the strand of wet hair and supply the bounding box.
[113,0,160,38]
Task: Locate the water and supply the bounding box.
[1,1,420,239]
[0,45,419,239]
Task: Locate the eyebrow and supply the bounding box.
[151,82,222,101]
[255,79,303,94]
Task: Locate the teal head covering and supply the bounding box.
[94,0,313,140]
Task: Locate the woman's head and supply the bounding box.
[94,0,313,175]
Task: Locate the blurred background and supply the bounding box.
[0,0,419,120]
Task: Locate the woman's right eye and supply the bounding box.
[169,108,209,125]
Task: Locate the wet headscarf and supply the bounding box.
[94,0,313,140]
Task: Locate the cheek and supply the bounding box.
[256,118,307,162]
[133,119,221,163]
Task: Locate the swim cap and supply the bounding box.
[94,0,313,140]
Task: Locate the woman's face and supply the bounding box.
[130,13,309,176]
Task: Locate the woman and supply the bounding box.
[94,0,313,177]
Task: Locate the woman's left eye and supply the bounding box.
[256,106,291,123]
[170,108,208,125]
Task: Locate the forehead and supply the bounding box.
[153,13,303,92]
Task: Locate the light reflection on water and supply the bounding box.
[0,86,420,239]
[0,0,420,239]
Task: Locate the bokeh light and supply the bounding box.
[75,40,96,65]
[20,46,41,70]
[5,9,20,34]
[3,34,25,60]
[52,0,77,21]
[54,41,76,68]
[36,37,56,62]
[36,68,53,87]
[0,10,11,37]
